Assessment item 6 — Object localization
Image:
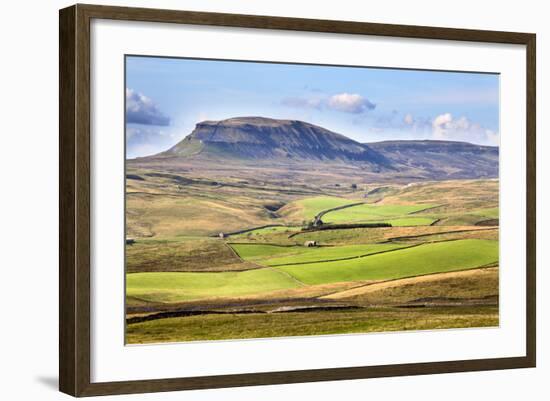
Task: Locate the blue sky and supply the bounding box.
[126,56,499,158]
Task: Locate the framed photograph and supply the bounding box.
[59,4,536,397]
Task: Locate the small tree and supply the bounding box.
[351,183,357,190]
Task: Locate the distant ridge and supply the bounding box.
[162,117,391,170]
[367,140,499,179]
[140,116,498,180]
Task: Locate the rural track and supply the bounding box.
[320,264,499,300]
[127,295,337,314]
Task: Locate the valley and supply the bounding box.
[125,117,499,344]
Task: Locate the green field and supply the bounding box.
[279,239,498,285]
[126,172,500,343]
[475,207,499,219]
[232,243,405,266]
[229,243,298,261]
[126,239,497,302]
[127,268,300,302]
[283,196,357,221]
[323,203,437,223]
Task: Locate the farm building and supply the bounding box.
[304,240,317,247]
[218,232,226,239]
[126,238,135,245]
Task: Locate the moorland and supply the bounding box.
[125,117,499,344]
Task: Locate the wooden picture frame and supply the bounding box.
[59,3,536,397]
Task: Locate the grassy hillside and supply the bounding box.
[279,196,357,222]
[322,203,437,223]
[126,239,497,303]
[127,268,301,302]
[325,267,499,304]
[279,239,498,285]
[232,243,405,266]
[127,193,273,237]
[127,237,258,272]
[126,306,498,343]
[378,217,436,226]
[125,170,500,344]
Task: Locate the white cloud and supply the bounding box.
[126,88,170,126]
[282,92,375,114]
[327,93,376,114]
[432,113,498,145]
[432,113,453,139]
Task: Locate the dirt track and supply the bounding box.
[322,266,498,300]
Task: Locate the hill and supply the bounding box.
[161,117,392,169]
[132,117,498,181]
[367,140,499,179]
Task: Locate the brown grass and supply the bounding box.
[324,267,499,305]
[126,306,499,343]
[126,238,259,273]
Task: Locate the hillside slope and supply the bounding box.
[162,117,392,169]
[367,140,499,179]
[133,117,498,180]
